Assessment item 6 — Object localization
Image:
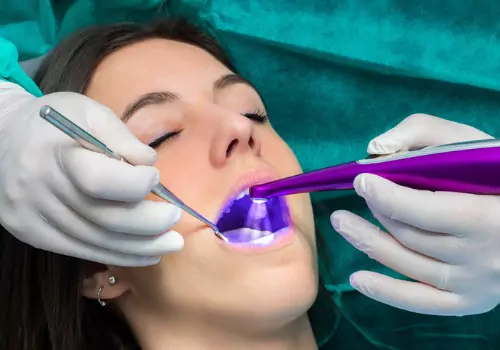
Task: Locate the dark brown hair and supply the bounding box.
[0,19,235,350]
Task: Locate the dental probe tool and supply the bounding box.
[39,105,225,241]
[249,139,500,200]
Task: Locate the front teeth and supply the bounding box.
[221,228,275,243]
[221,189,249,217]
[236,188,249,200]
[249,234,275,245]
[236,192,245,200]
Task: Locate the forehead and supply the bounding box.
[86,38,234,113]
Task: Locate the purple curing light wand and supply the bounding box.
[249,139,500,201]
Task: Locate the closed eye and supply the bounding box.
[243,110,268,123]
[148,110,267,149]
[148,130,182,149]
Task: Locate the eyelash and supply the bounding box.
[243,110,268,123]
[149,131,181,149]
[148,110,268,149]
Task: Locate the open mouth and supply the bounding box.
[215,189,291,246]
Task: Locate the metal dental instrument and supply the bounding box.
[39,105,225,241]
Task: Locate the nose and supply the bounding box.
[210,112,262,166]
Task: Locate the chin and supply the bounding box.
[224,243,318,330]
[259,266,318,324]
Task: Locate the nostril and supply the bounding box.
[226,139,238,157]
[249,137,255,148]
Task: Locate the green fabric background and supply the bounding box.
[2,0,500,348]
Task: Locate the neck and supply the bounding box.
[129,310,317,350]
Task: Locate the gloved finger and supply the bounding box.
[40,198,184,256]
[27,222,161,267]
[354,173,494,237]
[56,189,181,237]
[349,271,469,316]
[331,210,456,291]
[61,147,160,202]
[367,113,492,154]
[75,198,181,236]
[368,204,467,264]
[0,81,35,113]
[53,159,182,236]
[51,93,158,166]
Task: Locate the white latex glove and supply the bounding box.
[0,82,183,266]
[331,113,500,316]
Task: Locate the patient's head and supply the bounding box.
[0,20,317,349]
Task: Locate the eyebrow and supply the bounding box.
[122,92,178,122]
[214,73,254,90]
[121,73,255,121]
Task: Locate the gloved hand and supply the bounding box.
[331,113,500,316]
[0,82,183,266]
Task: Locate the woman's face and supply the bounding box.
[85,38,317,330]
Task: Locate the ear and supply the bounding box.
[81,268,129,302]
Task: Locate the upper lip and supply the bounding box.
[215,167,279,221]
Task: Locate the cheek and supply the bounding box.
[143,151,195,232]
[262,129,303,177]
[142,145,221,239]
